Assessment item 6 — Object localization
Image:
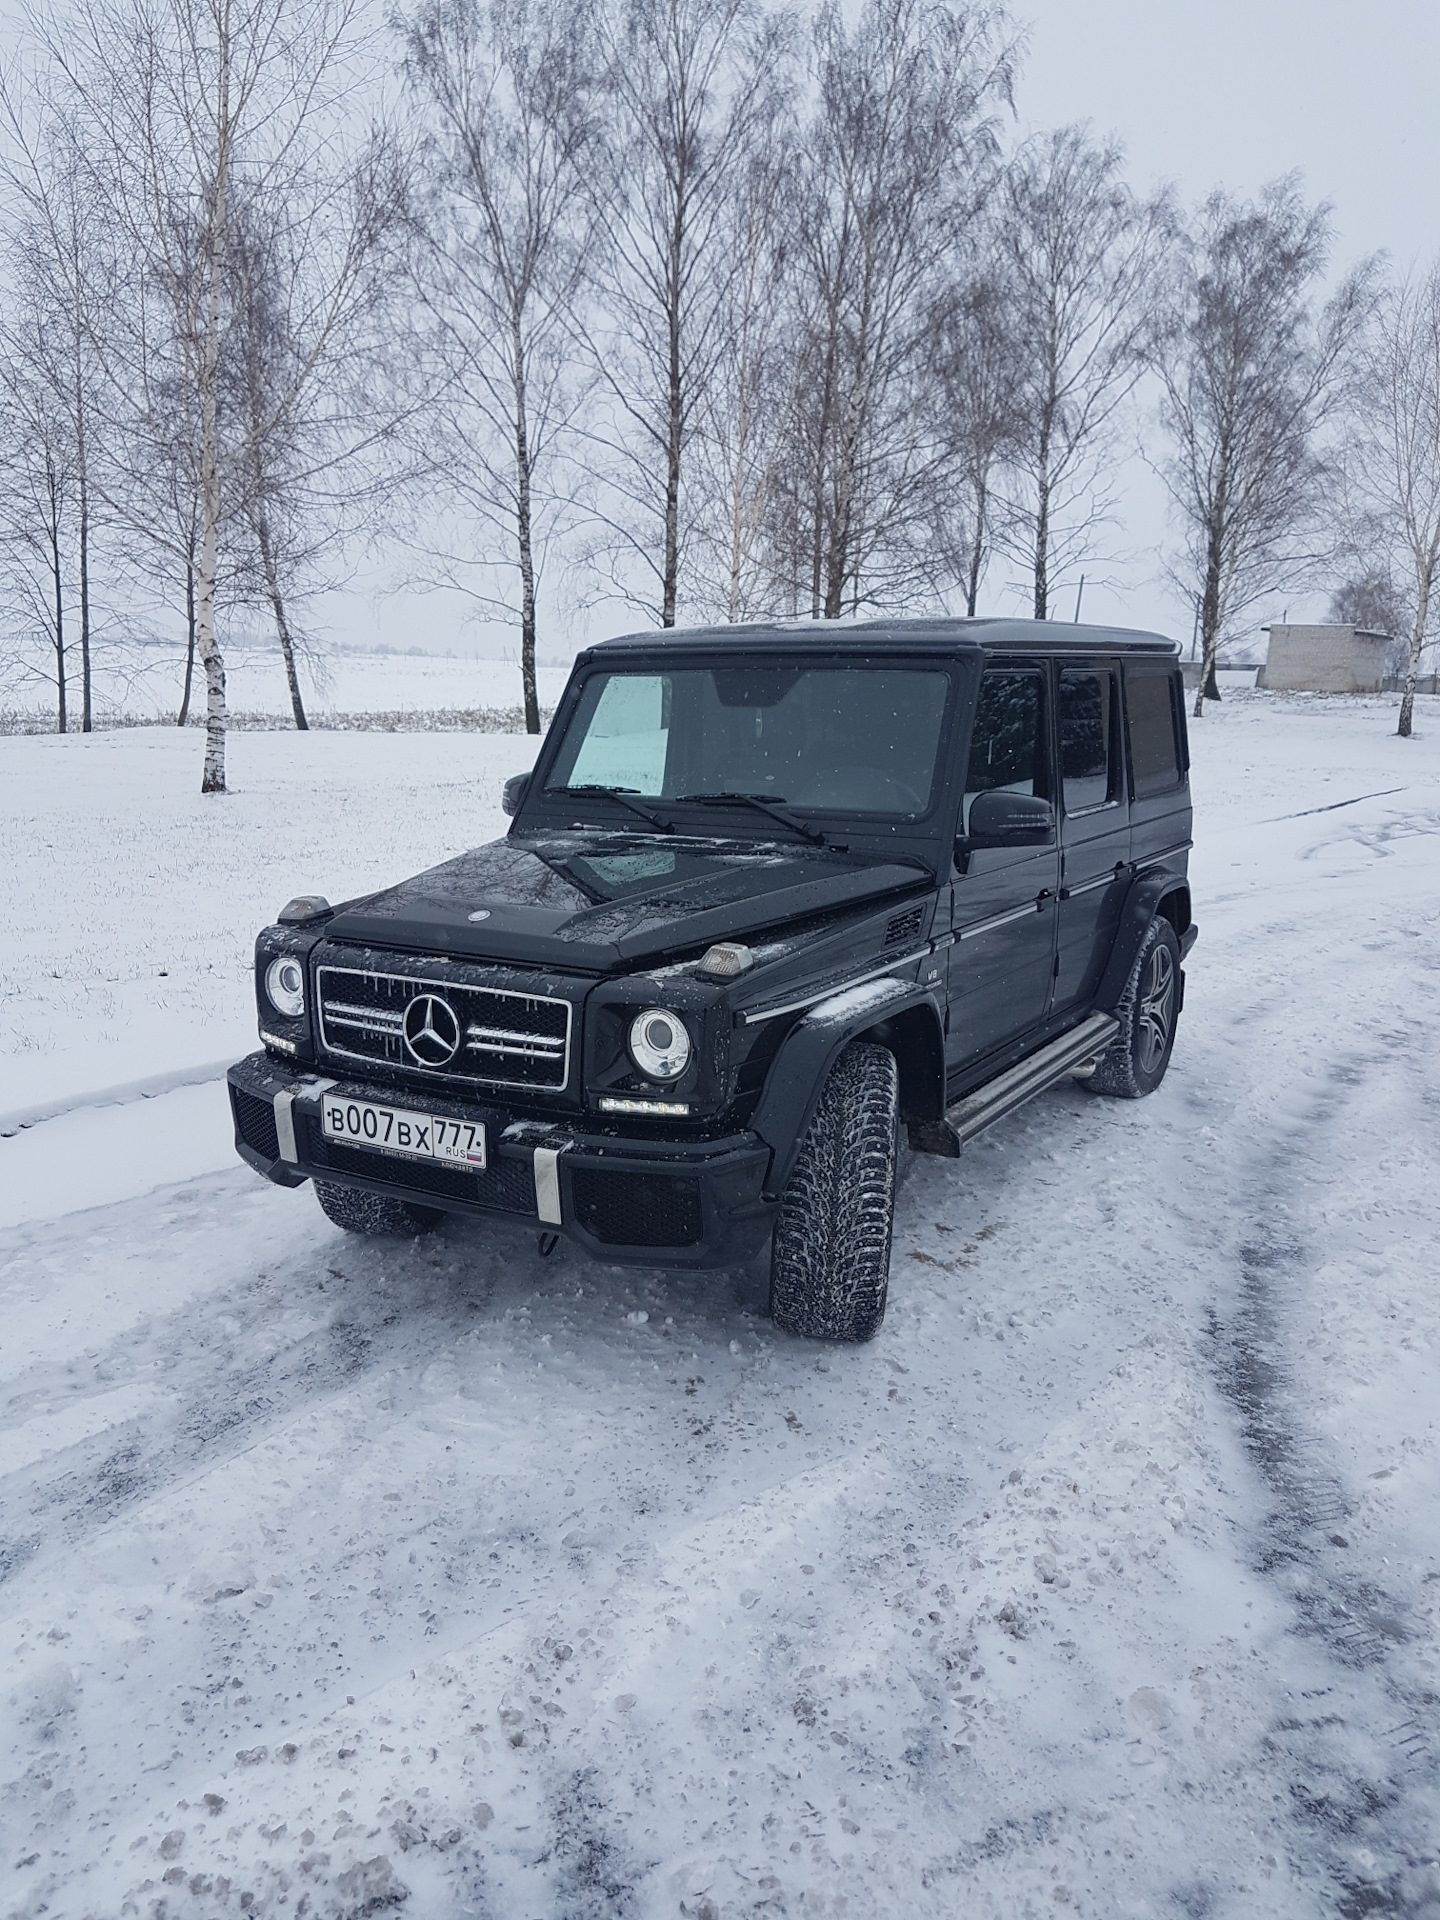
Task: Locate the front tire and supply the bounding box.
[770,1041,899,1342]
[314,1181,444,1236]
[1085,916,1181,1099]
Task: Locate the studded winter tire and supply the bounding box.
[769,1041,899,1342]
[314,1180,444,1236]
[1084,916,1181,1099]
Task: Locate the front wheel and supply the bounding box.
[314,1180,444,1236]
[1084,916,1182,1099]
[770,1041,899,1342]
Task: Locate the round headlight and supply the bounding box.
[265,955,306,1019]
[627,1006,691,1081]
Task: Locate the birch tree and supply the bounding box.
[1343,264,1440,738]
[0,359,76,729]
[930,259,1023,614]
[224,156,409,731]
[684,83,797,621]
[1000,125,1174,619]
[401,0,598,732]
[1155,180,1363,716]
[583,0,787,627]
[777,0,1014,619]
[0,81,107,731]
[47,0,380,793]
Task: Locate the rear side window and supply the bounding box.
[1125,667,1183,797]
[1059,668,1118,812]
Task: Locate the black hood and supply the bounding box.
[323,831,930,973]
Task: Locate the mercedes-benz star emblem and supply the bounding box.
[402,992,461,1067]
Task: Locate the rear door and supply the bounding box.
[1055,660,1130,1011]
[946,665,1060,1073]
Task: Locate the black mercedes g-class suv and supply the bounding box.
[228,618,1196,1341]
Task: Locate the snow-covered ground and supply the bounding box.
[2,692,1439,1919]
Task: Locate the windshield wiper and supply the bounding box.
[547,785,676,834]
[673,791,829,847]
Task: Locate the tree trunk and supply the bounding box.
[51,510,66,736]
[1193,621,1222,718]
[1192,512,1226,717]
[512,317,540,734]
[268,577,307,731]
[1033,468,1050,621]
[965,475,987,617]
[822,414,856,618]
[1397,568,1431,739]
[195,472,227,790]
[195,138,229,792]
[78,468,92,733]
[660,196,684,629]
[252,484,308,730]
[178,553,197,726]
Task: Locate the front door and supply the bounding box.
[1055,662,1130,1011]
[946,666,1060,1075]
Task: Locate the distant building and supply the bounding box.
[1261,624,1389,693]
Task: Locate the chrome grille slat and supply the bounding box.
[317,963,572,1092]
[466,1024,565,1048]
[324,1001,406,1035]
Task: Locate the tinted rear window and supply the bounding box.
[1126,668,1182,797]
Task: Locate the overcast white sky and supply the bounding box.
[985,0,1440,650]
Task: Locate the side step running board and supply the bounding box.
[908,1012,1119,1158]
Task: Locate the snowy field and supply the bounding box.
[1,646,575,733]
[2,692,1440,1918]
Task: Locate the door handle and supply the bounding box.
[1036,888,1052,906]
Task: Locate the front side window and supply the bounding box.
[962,670,1047,829]
[1059,667,1118,812]
[547,662,952,818]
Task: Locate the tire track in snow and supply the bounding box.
[0,1178,539,1589]
[1211,1040,1439,1917]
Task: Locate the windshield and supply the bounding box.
[545,662,952,819]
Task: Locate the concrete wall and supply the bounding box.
[1263,625,1389,693]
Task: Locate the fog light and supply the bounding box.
[265,955,306,1018]
[598,1096,691,1116]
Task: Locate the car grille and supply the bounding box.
[315,1137,537,1213]
[231,1085,280,1160]
[570,1168,703,1247]
[316,963,572,1092]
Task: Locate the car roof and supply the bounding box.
[584,615,1179,659]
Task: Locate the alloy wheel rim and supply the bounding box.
[1136,943,1175,1075]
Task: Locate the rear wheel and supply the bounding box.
[1084,916,1181,1099]
[314,1180,444,1236]
[770,1041,899,1342]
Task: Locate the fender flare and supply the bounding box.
[749,978,945,1201]
[1094,867,1190,1012]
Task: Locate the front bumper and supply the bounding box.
[227,1051,774,1269]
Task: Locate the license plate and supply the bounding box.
[321,1096,487,1168]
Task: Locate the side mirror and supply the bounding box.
[502,772,531,818]
[964,788,1055,849]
